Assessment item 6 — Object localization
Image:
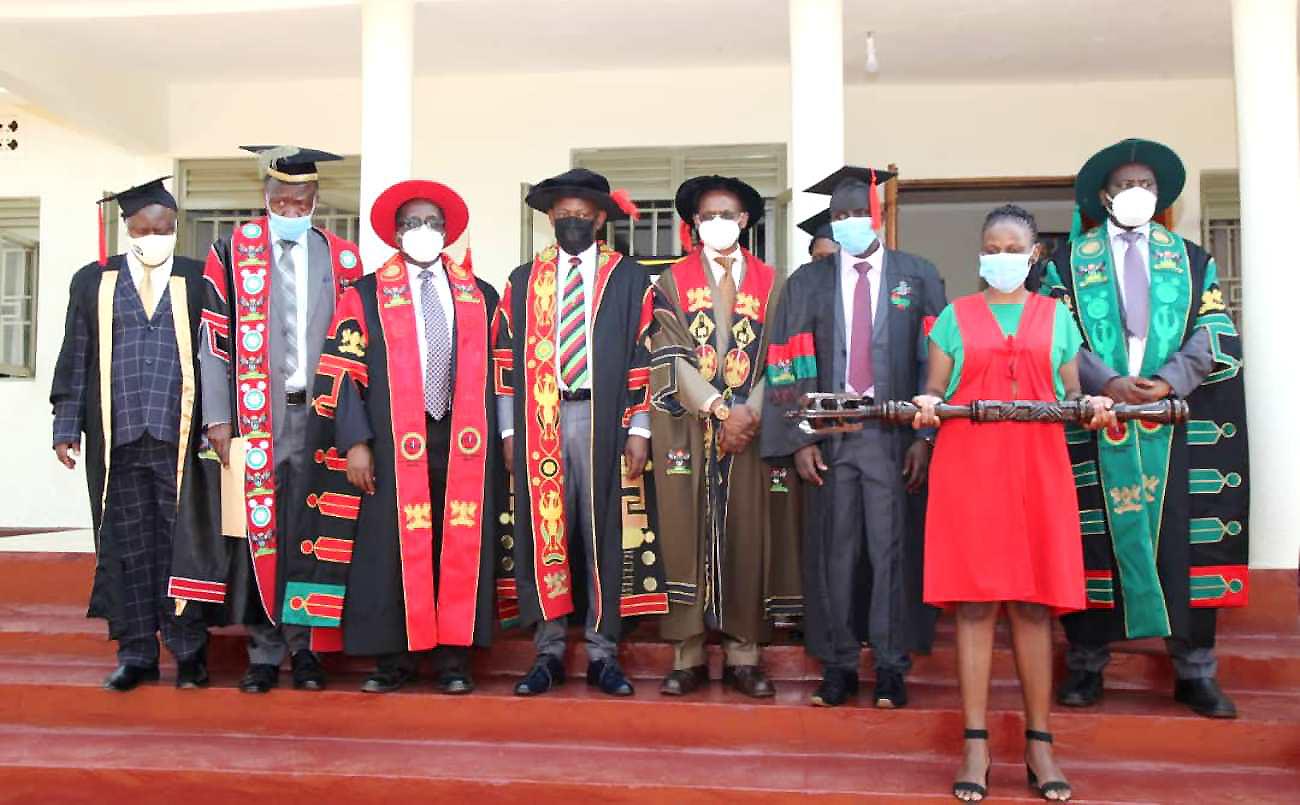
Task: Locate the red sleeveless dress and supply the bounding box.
[923,294,1085,613]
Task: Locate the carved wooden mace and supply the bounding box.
[788,393,1189,435]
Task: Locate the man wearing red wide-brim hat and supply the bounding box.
[281,179,504,696]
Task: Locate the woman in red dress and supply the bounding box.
[913,205,1115,802]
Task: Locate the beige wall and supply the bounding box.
[846,78,1239,241]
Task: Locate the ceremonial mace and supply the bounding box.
[787,393,1189,435]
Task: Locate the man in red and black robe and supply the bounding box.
[494,168,668,697]
[175,145,363,693]
[281,180,501,694]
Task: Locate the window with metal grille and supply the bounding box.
[1200,170,1243,330]
[174,157,361,257]
[516,144,787,268]
[0,198,39,377]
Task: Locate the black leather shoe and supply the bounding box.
[1174,677,1238,719]
[810,668,859,707]
[660,665,709,696]
[1056,669,1103,707]
[175,657,210,689]
[438,671,475,695]
[291,650,326,691]
[514,655,566,696]
[873,669,907,709]
[104,664,160,692]
[587,658,634,696]
[723,665,775,698]
[361,666,414,694]
[239,663,280,694]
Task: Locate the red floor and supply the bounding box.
[0,552,1297,802]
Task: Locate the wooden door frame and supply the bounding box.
[885,172,1076,249]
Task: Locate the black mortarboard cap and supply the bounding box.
[98,176,177,218]
[240,145,343,183]
[797,209,834,240]
[804,165,897,195]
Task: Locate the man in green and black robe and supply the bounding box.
[1041,138,1248,718]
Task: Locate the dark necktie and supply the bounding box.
[1119,230,1149,339]
[277,239,299,384]
[420,268,452,419]
[848,261,875,393]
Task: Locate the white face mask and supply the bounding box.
[978,251,1033,293]
[697,217,741,252]
[400,226,445,264]
[128,233,176,268]
[1108,187,1157,228]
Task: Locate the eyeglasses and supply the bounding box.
[697,211,742,222]
[396,216,445,233]
[554,211,598,222]
[1109,178,1157,191]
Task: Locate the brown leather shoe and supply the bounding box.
[660,665,709,696]
[722,665,775,698]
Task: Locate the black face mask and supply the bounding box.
[554,216,596,255]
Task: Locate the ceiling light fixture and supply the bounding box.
[865,32,879,74]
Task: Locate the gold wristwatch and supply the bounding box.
[710,399,731,421]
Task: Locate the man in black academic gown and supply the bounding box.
[762,166,946,709]
[181,145,364,693]
[281,179,502,695]
[493,168,669,697]
[51,178,212,691]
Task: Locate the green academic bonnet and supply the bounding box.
[1075,138,1186,225]
[241,144,343,184]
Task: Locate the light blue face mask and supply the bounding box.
[830,215,878,256]
[267,209,314,242]
[978,251,1033,293]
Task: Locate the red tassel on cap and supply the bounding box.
[610,188,641,221]
[678,220,694,253]
[97,203,107,266]
[869,169,882,230]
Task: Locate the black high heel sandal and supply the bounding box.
[952,728,991,801]
[1025,729,1072,801]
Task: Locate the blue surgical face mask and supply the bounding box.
[830,215,878,256]
[267,205,314,242]
[978,251,1033,293]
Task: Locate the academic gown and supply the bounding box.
[169,218,363,624]
[759,251,946,662]
[492,243,669,642]
[280,253,502,655]
[648,247,802,644]
[1041,225,1249,644]
[50,255,219,638]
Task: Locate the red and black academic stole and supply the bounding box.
[521,246,575,621]
[672,248,774,399]
[229,218,280,620]
[436,255,490,646]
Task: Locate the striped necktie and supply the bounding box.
[277,239,299,383]
[558,256,588,389]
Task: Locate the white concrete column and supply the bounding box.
[788,0,844,262]
[358,0,414,270]
[1232,0,1300,569]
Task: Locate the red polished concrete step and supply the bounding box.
[3,601,1298,697]
[1,659,1296,770]
[1,724,1295,804]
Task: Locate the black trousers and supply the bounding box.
[376,413,469,675]
[107,434,208,665]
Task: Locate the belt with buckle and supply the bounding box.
[286,390,307,406]
[560,388,591,402]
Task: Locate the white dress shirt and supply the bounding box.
[697,246,746,414]
[498,242,652,439]
[125,251,174,309]
[1108,220,1151,376]
[272,231,311,391]
[407,259,455,382]
[839,245,883,397]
